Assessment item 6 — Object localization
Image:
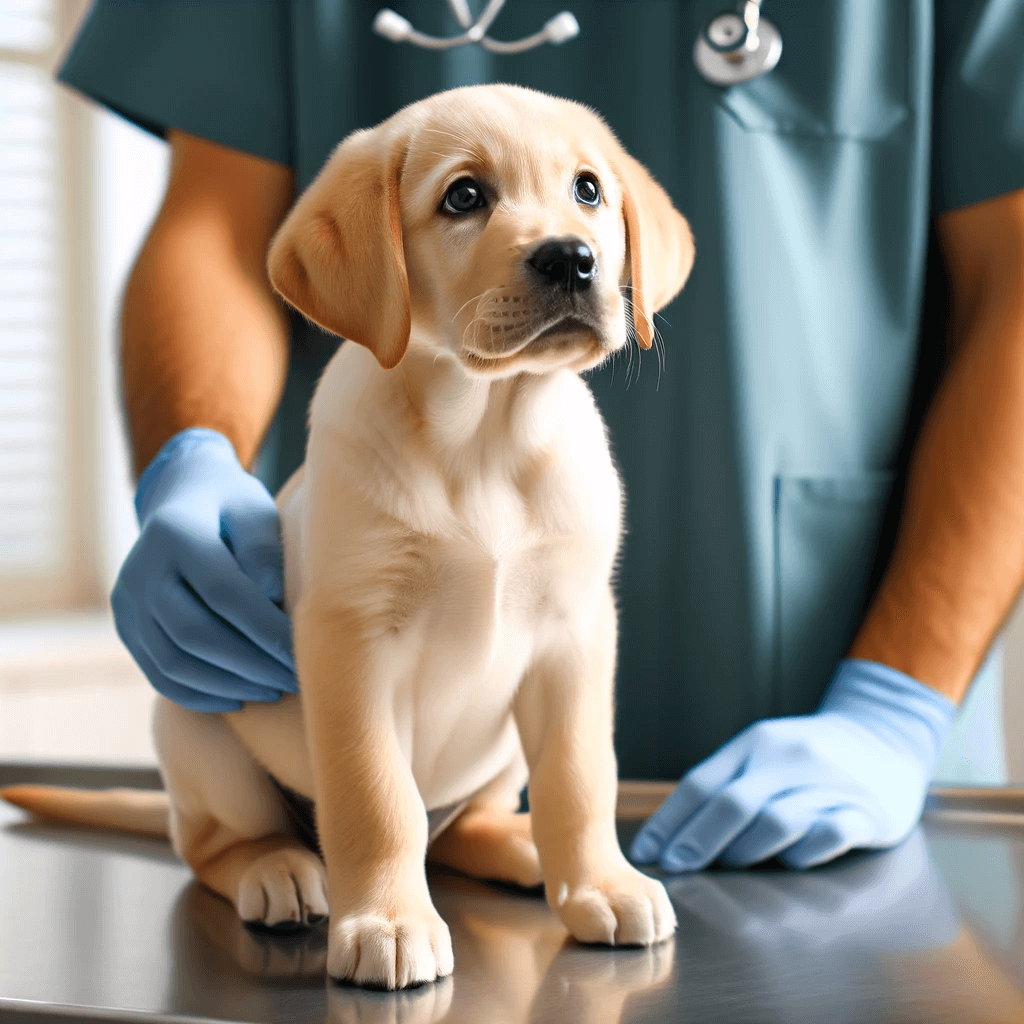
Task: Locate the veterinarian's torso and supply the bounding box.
[60,0,1024,784]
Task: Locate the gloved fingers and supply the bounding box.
[656,770,794,872]
[629,735,751,864]
[777,806,877,870]
[135,652,247,713]
[220,494,286,605]
[717,787,857,868]
[155,581,298,695]
[180,539,296,674]
[112,595,245,713]
[115,589,288,704]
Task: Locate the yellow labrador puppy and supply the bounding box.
[3,84,694,990]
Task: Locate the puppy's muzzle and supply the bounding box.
[459,234,608,369]
[527,236,596,294]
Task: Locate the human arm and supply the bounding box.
[111,132,301,711]
[631,189,1024,871]
[849,189,1024,699]
[121,130,294,472]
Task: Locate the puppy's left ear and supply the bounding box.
[267,126,410,369]
[610,146,694,350]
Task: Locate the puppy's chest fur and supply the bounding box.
[275,345,621,806]
[380,476,555,633]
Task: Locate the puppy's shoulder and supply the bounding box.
[308,341,381,436]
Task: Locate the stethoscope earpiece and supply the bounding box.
[373,9,414,44]
[693,1,782,87]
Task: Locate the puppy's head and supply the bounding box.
[268,85,694,377]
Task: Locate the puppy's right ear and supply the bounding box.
[608,144,694,351]
[268,127,410,370]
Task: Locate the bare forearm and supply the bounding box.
[850,230,1024,701]
[121,219,290,474]
[121,130,295,475]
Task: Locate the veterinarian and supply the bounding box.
[59,1,1024,873]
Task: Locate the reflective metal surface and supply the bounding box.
[3,767,1024,1023]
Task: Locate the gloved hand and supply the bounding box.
[629,659,956,871]
[111,427,298,713]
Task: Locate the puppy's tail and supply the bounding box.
[0,785,170,839]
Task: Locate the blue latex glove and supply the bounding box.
[111,428,297,712]
[630,659,956,871]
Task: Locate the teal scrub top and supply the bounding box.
[59,1,1024,783]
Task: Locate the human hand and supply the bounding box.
[111,428,297,712]
[629,659,956,871]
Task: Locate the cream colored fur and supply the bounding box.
[2,84,694,991]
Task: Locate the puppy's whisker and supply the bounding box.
[621,292,641,347]
[623,310,636,389]
[453,287,502,324]
[619,291,653,391]
[461,311,509,352]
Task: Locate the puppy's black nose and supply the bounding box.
[527,237,596,293]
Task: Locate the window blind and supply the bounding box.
[0,59,63,576]
[0,0,54,52]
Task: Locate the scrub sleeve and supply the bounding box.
[58,0,1024,784]
[57,1,292,164]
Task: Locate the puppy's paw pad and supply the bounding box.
[555,870,676,947]
[237,847,329,930]
[328,908,453,990]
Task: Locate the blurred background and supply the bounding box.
[1,0,1023,777]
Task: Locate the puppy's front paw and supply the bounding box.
[328,904,454,990]
[237,847,329,931]
[551,867,676,947]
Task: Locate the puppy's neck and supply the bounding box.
[395,344,568,464]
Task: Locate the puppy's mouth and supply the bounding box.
[533,316,595,342]
[462,313,603,367]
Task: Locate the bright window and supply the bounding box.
[0,0,99,615]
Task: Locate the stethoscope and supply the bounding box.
[373,0,781,85]
[692,1,782,86]
[373,0,580,54]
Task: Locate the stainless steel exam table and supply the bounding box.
[1,766,1023,1024]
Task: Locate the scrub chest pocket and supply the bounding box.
[717,0,912,141]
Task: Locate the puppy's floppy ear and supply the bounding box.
[268,126,410,369]
[611,147,694,350]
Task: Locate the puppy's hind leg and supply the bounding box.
[153,697,328,931]
[429,751,543,890]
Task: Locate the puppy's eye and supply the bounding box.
[443,178,485,214]
[574,173,601,207]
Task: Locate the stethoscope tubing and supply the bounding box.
[373,0,580,54]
